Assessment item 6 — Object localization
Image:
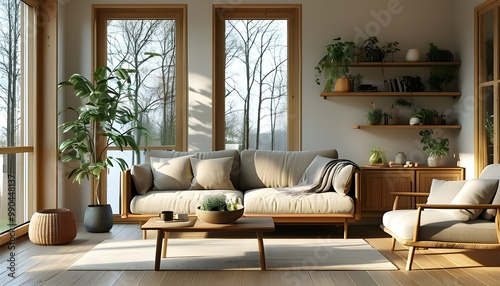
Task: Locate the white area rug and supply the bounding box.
[68,238,397,271]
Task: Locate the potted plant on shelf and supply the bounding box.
[196,194,244,224]
[426,43,458,91]
[413,108,438,125]
[315,37,356,92]
[58,66,149,232]
[365,102,383,125]
[359,36,400,62]
[419,129,449,167]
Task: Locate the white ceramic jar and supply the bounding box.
[409,117,420,125]
[405,49,420,62]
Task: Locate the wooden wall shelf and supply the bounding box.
[353,124,462,130]
[349,61,461,67]
[321,91,461,99]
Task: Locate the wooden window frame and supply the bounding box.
[475,0,500,176]
[213,4,302,151]
[93,4,188,152]
[92,5,187,205]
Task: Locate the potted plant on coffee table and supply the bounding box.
[196,194,244,224]
[419,129,449,167]
[315,37,356,92]
[58,66,149,232]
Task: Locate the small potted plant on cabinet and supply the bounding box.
[315,37,356,92]
[419,129,449,167]
[58,66,149,232]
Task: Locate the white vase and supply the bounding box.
[406,49,420,62]
[409,117,420,125]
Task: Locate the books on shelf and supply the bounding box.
[384,78,406,92]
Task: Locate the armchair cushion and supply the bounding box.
[479,164,500,220]
[427,179,466,204]
[383,209,498,244]
[450,179,498,221]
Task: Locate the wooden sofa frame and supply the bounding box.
[383,192,500,270]
[119,169,361,239]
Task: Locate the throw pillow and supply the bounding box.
[449,179,498,221]
[130,164,153,195]
[333,164,355,195]
[190,157,235,190]
[150,156,193,191]
[481,187,500,221]
[427,179,466,204]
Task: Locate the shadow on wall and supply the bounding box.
[189,85,214,151]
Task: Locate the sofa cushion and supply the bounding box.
[146,149,241,189]
[243,188,354,214]
[450,179,498,221]
[427,179,466,204]
[130,164,154,195]
[383,209,498,244]
[130,190,244,214]
[190,157,235,190]
[150,156,193,191]
[240,149,338,191]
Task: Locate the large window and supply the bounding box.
[475,0,500,176]
[213,5,302,151]
[0,0,36,234]
[94,5,186,214]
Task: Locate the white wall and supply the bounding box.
[453,0,484,178]
[58,0,480,220]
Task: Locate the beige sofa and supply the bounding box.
[382,164,500,270]
[120,149,360,238]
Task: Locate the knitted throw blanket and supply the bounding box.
[278,156,360,195]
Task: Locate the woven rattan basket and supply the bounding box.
[28,208,77,245]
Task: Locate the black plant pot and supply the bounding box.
[84,204,113,233]
[366,48,384,62]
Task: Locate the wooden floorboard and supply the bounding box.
[1,223,499,286]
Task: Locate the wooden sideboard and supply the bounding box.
[360,166,465,216]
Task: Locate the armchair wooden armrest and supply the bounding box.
[415,203,500,210]
[390,192,430,210]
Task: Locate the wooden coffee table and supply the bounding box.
[141,217,275,271]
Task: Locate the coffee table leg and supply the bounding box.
[162,231,169,258]
[256,232,266,270]
[154,230,164,271]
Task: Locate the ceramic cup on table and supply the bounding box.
[160,211,174,221]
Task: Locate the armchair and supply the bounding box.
[382,164,500,270]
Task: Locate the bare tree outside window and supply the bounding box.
[224,19,288,151]
[103,17,179,213]
[0,0,20,153]
[0,0,34,234]
[106,19,177,164]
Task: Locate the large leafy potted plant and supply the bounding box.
[315,37,356,92]
[419,129,449,167]
[58,66,148,232]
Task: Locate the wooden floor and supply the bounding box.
[1,223,499,286]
